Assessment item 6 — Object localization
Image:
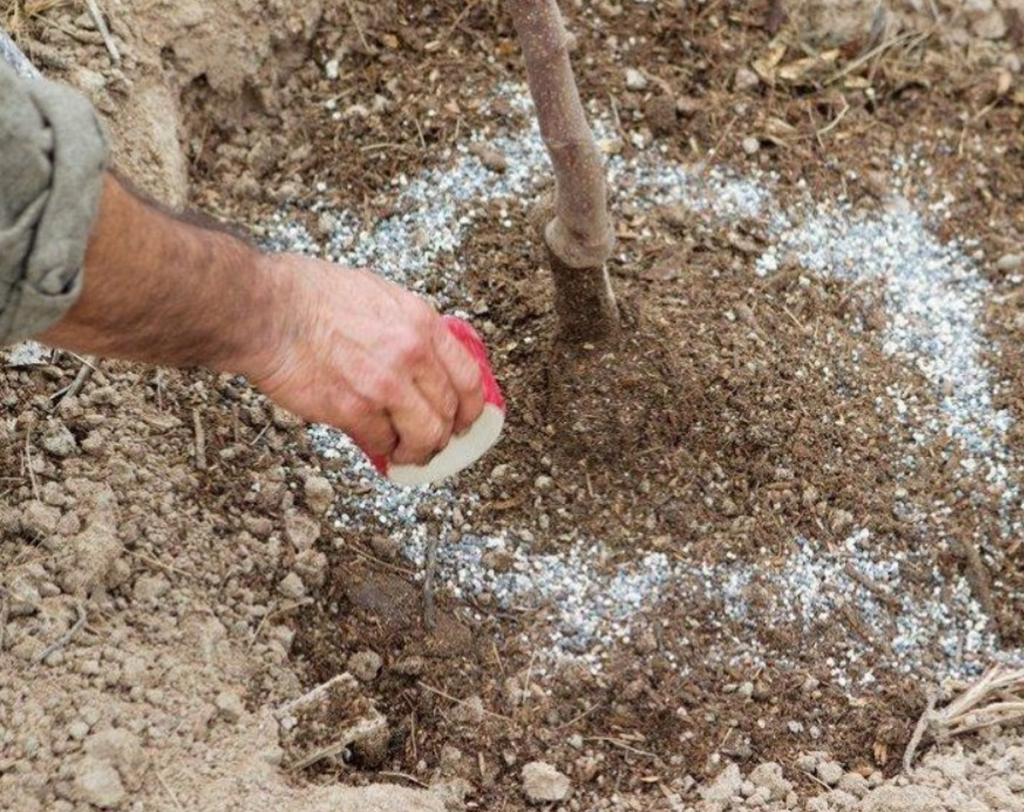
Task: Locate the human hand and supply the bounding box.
[245,254,485,465]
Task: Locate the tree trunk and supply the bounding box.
[506,0,619,343]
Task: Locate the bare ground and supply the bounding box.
[2,1,1024,811]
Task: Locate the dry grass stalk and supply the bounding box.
[905,666,1024,771]
[936,666,1024,737]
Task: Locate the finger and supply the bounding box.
[390,385,453,466]
[349,411,399,458]
[414,355,460,431]
[434,326,485,434]
[334,392,398,458]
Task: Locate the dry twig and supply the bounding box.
[192,408,206,470]
[156,770,187,812]
[903,690,939,773]
[0,587,9,652]
[35,601,86,663]
[422,533,439,630]
[83,0,119,64]
[52,355,98,403]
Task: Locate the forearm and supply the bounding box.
[39,174,287,377]
[37,174,484,467]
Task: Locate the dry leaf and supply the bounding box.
[752,42,787,84]
[778,51,839,85]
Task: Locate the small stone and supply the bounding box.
[293,549,328,588]
[489,464,510,481]
[278,572,306,599]
[735,66,760,92]
[644,94,678,135]
[70,756,125,808]
[271,405,303,430]
[797,751,825,772]
[996,253,1023,273]
[452,695,485,724]
[749,762,792,800]
[817,760,844,786]
[481,548,514,572]
[522,761,571,803]
[625,68,648,91]
[7,577,40,616]
[303,475,334,514]
[215,690,245,723]
[701,764,742,802]
[742,136,761,155]
[348,650,383,682]
[284,511,321,551]
[469,142,509,173]
[838,772,870,798]
[370,535,401,560]
[534,475,554,492]
[41,420,78,458]
[68,721,91,741]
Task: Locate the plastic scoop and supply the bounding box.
[366,316,505,486]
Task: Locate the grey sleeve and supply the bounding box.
[0,59,107,344]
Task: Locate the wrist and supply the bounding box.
[211,250,299,383]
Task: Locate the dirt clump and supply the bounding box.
[3,0,1024,811]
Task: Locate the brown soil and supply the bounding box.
[4,1,1024,811]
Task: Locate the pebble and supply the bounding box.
[521,760,571,803]
[284,511,321,551]
[215,690,245,723]
[21,501,61,536]
[370,534,401,560]
[742,136,760,156]
[67,721,90,741]
[468,142,509,173]
[303,475,334,514]
[624,68,648,91]
[749,762,792,801]
[277,572,306,599]
[347,650,383,682]
[40,420,77,458]
[996,253,1023,273]
[70,755,125,808]
[701,763,742,802]
[293,549,328,587]
[735,66,760,92]
[817,760,844,786]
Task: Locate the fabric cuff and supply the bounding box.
[0,59,107,344]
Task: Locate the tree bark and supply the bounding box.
[506,0,619,343]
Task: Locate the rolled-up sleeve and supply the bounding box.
[0,59,107,344]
